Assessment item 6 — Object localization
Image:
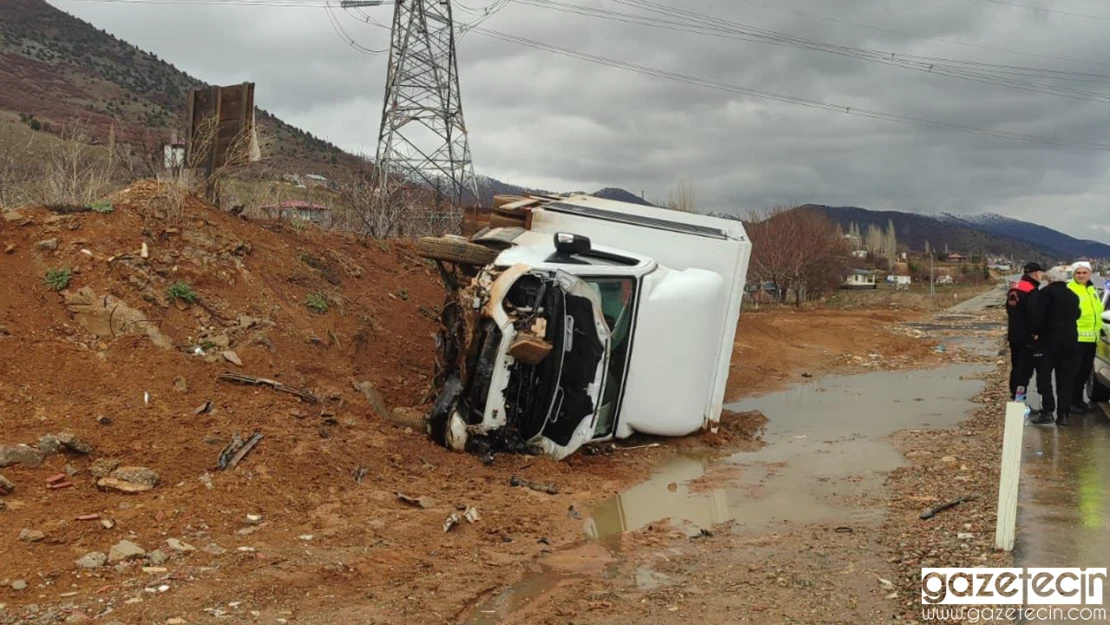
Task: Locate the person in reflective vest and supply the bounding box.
[1068,261,1105,412]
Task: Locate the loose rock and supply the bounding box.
[38,434,62,455]
[222,350,243,366]
[35,239,58,251]
[90,458,121,478]
[18,528,45,543]
[0,445,46,468]
[0,474,14,494]
[108,540,146,563]
[76,552,107,569]
[97,478,152,494]
[57,432,92,454]
[173,377,188,393]
[11,580,27,591]
[166,538,196,552]
[147,549,168,566]
[109,466,159,488]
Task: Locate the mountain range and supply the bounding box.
[804,204,1110,262]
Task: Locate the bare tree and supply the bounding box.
[666,176,696,213]
[0,123,36,207]
[36,119,117,206]
[746,205,850,307]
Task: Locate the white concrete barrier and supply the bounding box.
[994,401,1025,551]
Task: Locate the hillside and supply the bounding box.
[0,0,359,176]
[940,212,1110,260]
[803,204,1078,263]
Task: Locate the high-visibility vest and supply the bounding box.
[1067,280,1105,343]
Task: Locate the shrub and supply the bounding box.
[306,293,328,314]
[44,268,71,291]
[166,281,197,304]
[89,200,113,214]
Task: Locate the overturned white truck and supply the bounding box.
[418,194,752,460]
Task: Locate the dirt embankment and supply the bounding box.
[0,183,762,624]
[0,185,983,625]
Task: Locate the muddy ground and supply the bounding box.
[1,187,1006,624]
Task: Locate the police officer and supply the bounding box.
[1007,262,1045,400]
[1031,266,1080,425]
[1068,261,1106,412]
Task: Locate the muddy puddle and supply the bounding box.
[584,364,990,539]
[1015,402,1110,623]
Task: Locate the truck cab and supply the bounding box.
[422,194,752,459]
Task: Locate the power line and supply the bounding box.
[726,0,1110,69]
[514,0,1110,105]
[468,26,1110,151]
[972,0,1110,21]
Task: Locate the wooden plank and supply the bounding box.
[994,401,1025,551]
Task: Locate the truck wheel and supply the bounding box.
[416,236,498,266]
[1090,372,1110,403]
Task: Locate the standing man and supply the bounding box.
[1007,262,1044,400]
[1031,266,1080,425]
[1068,261,1105,412]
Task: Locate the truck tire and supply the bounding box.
[1090,372,1110,403]
[416,236,498,266]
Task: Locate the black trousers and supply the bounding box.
[1073,342,1098,405]
[1010,342,1037,399]
[1036,341,1078,413]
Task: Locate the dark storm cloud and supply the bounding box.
[48,0,1110,241]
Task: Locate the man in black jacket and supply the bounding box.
[1007,262,1044,400]
[1030,266,1081,425]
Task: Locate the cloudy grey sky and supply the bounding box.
[47,0,1110,240]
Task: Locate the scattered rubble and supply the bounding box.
[75,552,107,570]
[510,475,559,495]
[108,540,146,563]
[0,474,15,495]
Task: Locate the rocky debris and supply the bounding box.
[147,549,168,566]
[2,208,24,222]
[34,238,58,251]
[222,350,243,366]
[0,445,46,468]
[75,552,107,569]
[109,466,159,488]
[90,458,121,478]
[57,432,92,454]
[108,540,146,563]
[63,287,174,349]
[166,538,196,552]
[18,528,45,543]
[10,580,27,591]
[39,434,62,455]
[173,376,188,393]
[97,465,159,494]
[202,543,227,556]
[0,474,15,495]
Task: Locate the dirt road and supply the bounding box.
[1,187,1010,624]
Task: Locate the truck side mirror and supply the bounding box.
[553,232,591,256]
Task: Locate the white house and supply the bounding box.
[843,269,878,290]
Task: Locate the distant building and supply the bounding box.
[843,269,878,290]
[851,250,869,259]
[945,253,968,263]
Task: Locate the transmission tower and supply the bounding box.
[372,0,479,226]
